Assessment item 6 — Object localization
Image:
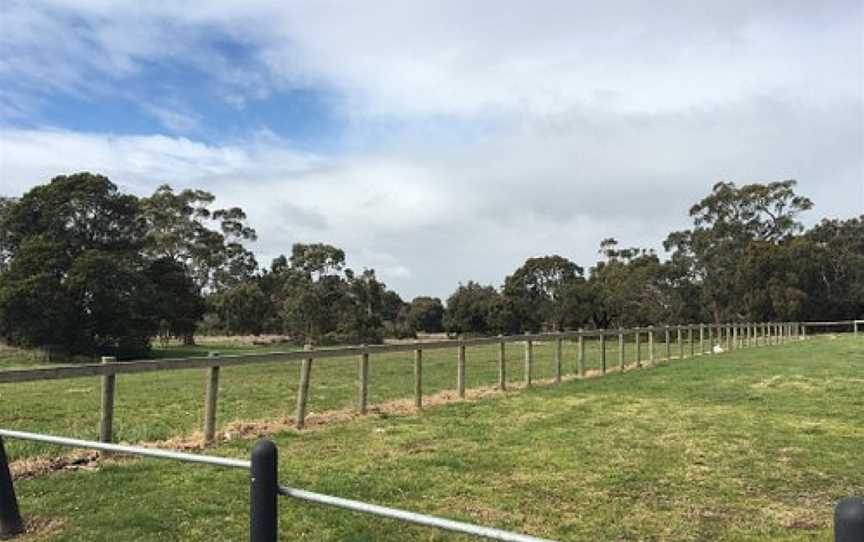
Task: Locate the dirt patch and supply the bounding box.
[11,450,100,479]
[4,516,66,541]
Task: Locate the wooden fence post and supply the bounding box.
[688,326,694,358]
[554,337,563,383]
[665,326,671,361]
[99,356,117,443]
[203,352,221,443]
[677,326,683,359]
[599,331,607,375]
[414,346,422,410]
[458,336,467,398]
[524,335,533,387]
[295,343,313,429]
[648,327,655,365]
[726,324,732,350]
[358,345,369,414]
[577,331,585,377]
[854,321,859,336]
[497,336,506,390]
[635,329,642,368]
[618,330,625,371]
[708,325,714,354]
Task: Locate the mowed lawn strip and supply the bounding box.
[7,336,862,541]
[0,334,692,460]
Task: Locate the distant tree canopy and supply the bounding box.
[407,296,445,333]
[205,243,407,345]
[1,173,861,360]
[440,180,861,334]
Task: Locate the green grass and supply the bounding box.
[3,335,863,540]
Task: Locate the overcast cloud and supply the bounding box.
[1,0,862,298]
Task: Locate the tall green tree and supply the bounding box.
[146,257,206,343]
[0,197,15,273]
[502,255,583,331]
[443,281,500,334]
[0,173,157,358]
[140,185,257,342]
[588,239,671,327]
[664,180,813,323]
[797,216,864,319]
[140,184,258,291]
[280,245,347,343]
[407,296,445,333]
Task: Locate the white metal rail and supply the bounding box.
[0,429,557,542]
[277,485,555,542]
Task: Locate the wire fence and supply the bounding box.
[0,321,814,451]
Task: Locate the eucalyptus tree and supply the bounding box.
[140,185,257,342]
[664,180,813,323]
[140,184,258,292]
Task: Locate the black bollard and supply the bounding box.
[250,440,278,542]
[835,497,864,542]
[0,436,24,537]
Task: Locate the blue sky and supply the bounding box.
[1,0,862,299]
[2,27,345,151]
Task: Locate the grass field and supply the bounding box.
[2,335,862,541]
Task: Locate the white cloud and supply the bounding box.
[0,1,862,298]
[3,1,861,119]
[139,104,202,134]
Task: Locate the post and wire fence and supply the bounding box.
[0,320,820,445]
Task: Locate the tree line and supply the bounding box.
[0,173,861,359]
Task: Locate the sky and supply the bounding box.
[1,1,862,299]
